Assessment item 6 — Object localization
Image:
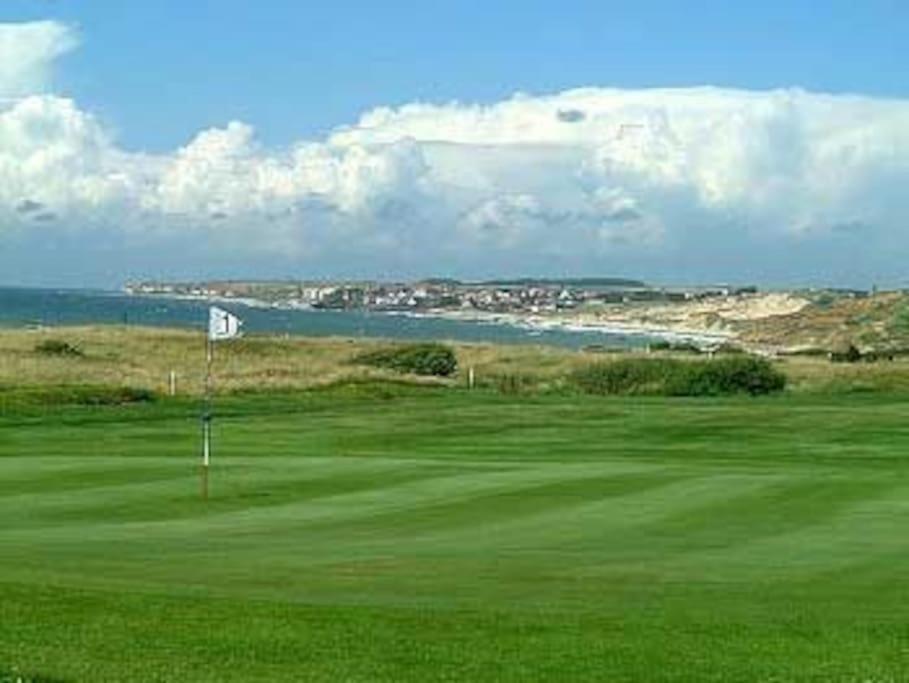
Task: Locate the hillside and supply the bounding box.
[736,291,909,352]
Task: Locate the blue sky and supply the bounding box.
[5,0,907,150]
[0,1,908,287]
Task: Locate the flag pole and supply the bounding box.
[201,306,241,501]
[201,332,212,500]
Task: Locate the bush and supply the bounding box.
[34,339,83,357]
[75,386,156,405]
[830,344,863,363]
[782,347,829,358]
[1,385,156,409]
[581,344,631,354]
[353,343,458,377]
[571,356,786,397]
[714,343,746,355]
[670,356,787,396]
[647,339,703,354]
[571,358,681,395]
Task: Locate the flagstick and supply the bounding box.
[200,306,243,501]
[201,333,213,500]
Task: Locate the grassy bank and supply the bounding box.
[0,326,588,397]
[2,387,909,680]
[5,325,909,397]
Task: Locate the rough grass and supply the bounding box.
[5,326,909,399]
[352,342,458,376]
[0,385,155,412]
[3,389,909,680]
[0,327,409,396]
[0,326,594,397]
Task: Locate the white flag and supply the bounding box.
[208,306,243,341]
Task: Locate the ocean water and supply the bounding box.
[0,287,652,350]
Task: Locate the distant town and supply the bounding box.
[125,278,900,353]
[125,278,761,314]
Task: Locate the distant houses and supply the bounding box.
[125,278,763,315]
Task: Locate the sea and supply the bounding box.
[0,286,653,350]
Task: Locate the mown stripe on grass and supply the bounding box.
[671,480,909,576]
[309,469,686,538]
[0,461,662,550]
[650,474,897,552]
[0,460,188,498]
[0,459,485,528]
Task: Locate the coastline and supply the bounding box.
[127,290,731,345]
[380,308,735,345]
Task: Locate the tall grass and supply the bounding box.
[352,343,458,376]
[0,385,155,411]
[4,325,909,397]
[571,356,786,396]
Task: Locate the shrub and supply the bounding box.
[581,344,630,354]
[1,385,156,409]
[34,339,83,357]
[670,356,787,396]
[75,386,156,405]
[830,344,863,363]
[862,350,898,362]
[646,339,704,354]
[667,341,704,354]
[647,340,672,351]
[714,343,745,355]
[353,343,458,377]
[570,358,672,395]
[783,347,829,358]
[571,356,786,397]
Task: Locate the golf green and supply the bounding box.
[2,387,909,681]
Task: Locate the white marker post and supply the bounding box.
[201,306,243,500]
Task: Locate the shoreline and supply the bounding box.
[166,291,735,345]
[124,291,736,347]
[347,307,734,346]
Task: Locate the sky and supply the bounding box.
[0,1,907,288]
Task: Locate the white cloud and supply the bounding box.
[2,19,909,282]
[0,21,77,98]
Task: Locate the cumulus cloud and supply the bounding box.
[2,19,909,283]
[0,21,77,98]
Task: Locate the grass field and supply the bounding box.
[3,382,909,681]
[7,324,909,396]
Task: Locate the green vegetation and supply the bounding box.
[739,290,909,352]
[0,384,156,411]
[11,325,909,397]
[2,387,909,681]
[646,339,703,354]
[33,340,83,357]
[680,356,787,395]
[830,344,864,363]
[570,356,786,396]
[886,301,909,335]
[353,342,458,377]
